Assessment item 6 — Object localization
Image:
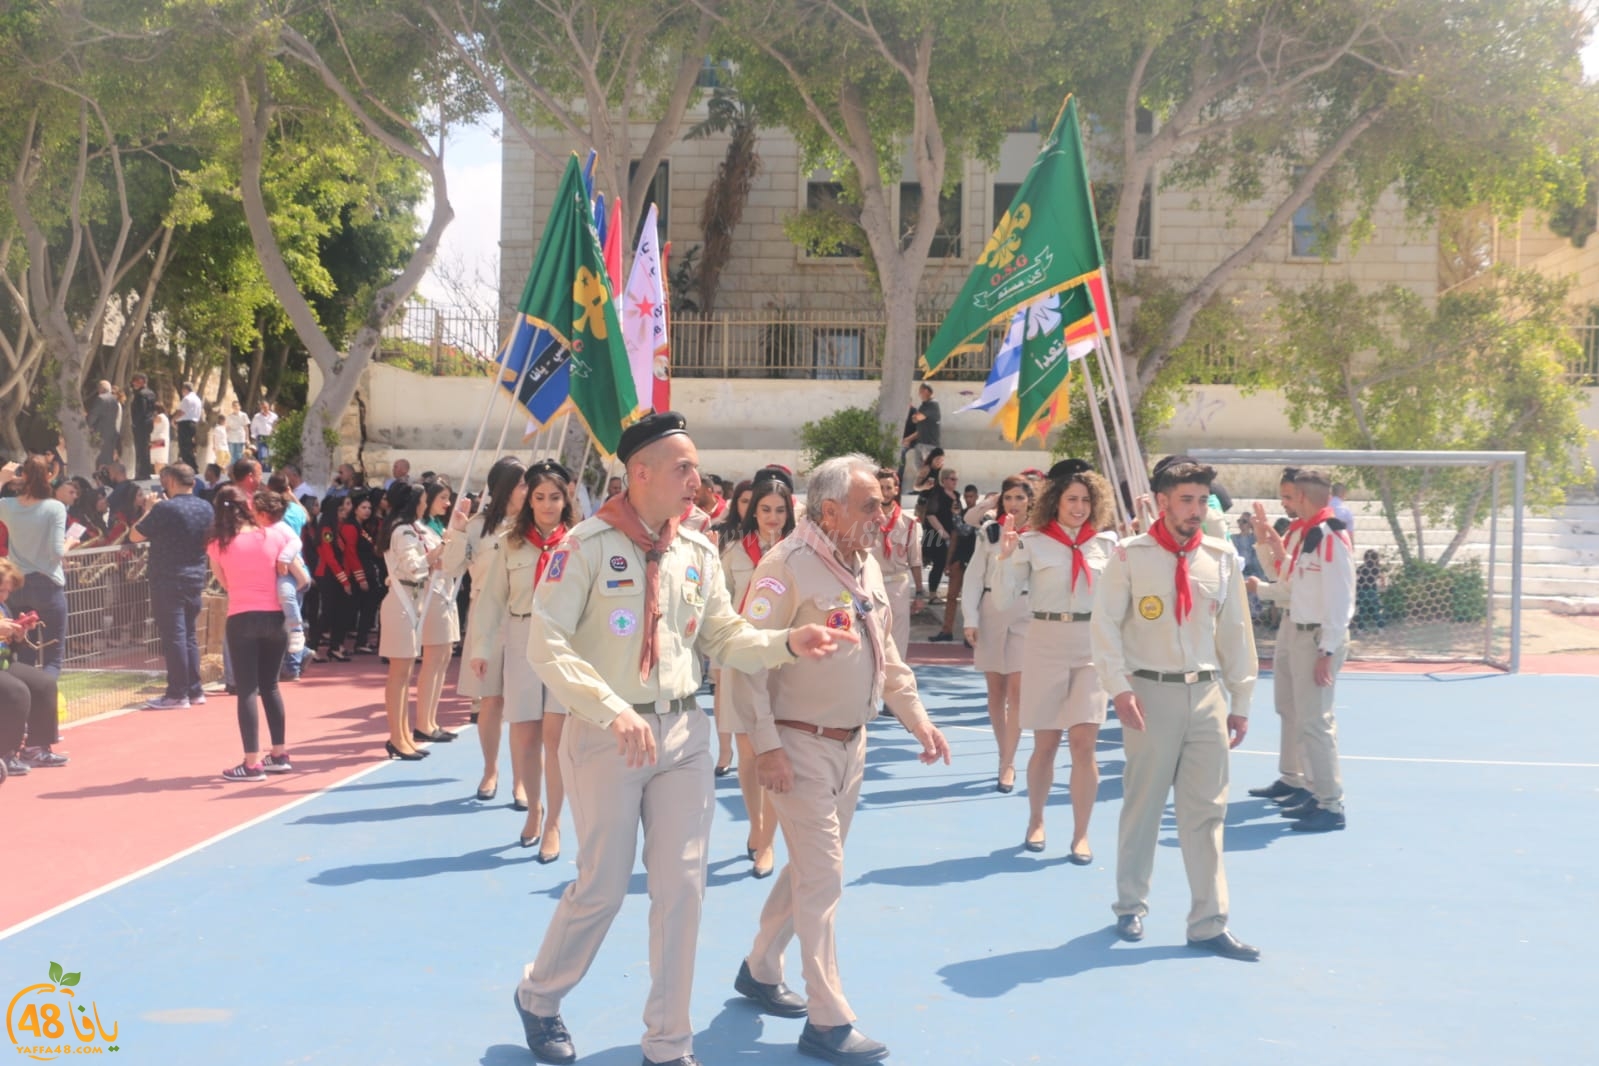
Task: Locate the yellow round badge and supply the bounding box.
[1138,595,1164,621]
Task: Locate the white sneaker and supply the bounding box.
[287,629,306,655]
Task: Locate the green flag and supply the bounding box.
[922,96,1105,374]
[517,155,640,457]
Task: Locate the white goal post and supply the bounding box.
[1186,449,1526,673]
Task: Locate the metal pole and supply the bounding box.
[1486,462,1499,666]
[1094,336,1146,513]
[1078,355,1130,530]
[1510,453,1524,674]
[1092,282,1152,502]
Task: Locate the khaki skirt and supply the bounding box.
[972,591,1030,674]
[377,584,460,660]
[502,614,563,723]
[1019,617,1107,731]
[456,593,501,699]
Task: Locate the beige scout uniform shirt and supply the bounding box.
[1285,522,1356,652]
[1090,533,1257,715]
[441,511,503,595]
[870,509,922,583]
[528,516,794,729]
[467,531,552,662]
[729,536,930,755]
[1254,525,1303,607]
[992,529,1118,616]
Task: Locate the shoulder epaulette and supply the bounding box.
[567,516,610,541]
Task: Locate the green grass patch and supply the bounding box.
[58,669,164,723]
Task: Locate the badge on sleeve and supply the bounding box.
[609,608,638,636]
[685,617,698,638]
[545,550,569,583]
[825,609,852,631]
[609,555,628,572]
[1138,595,1164,620]
[753,576,787,596]
[748,596,773,621]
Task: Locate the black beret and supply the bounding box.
[526,457,573,482]
[1046,458,1092,482]
[617,411,688,463]
[752,465,795,492]
[1151,454,1198,479]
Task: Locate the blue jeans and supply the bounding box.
[281,583,308,679]
[10,572,67,678]
[151,575,205,700]
[228,442,245,463]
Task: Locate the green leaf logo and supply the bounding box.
[48,961,63,984]
[60,972,80,986]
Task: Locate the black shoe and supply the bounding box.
[643,1056,701,1066]
[734,960,807,1017]
[476,785,498,802]
[1067,847,1093,866]
[1273,786,1313,808]
[1280,799,1319,820]
[1186,930,1261,961]
[1247,779,1298,800]
[927,632,954,643]
[1023,836,1045,853]
[1291,806,1346,832]
[715,764,735,777]
[1115,914,1143,942]
[512,992,576,1065]
[797,1022,889,1065]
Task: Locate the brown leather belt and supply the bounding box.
[776,719,863,742]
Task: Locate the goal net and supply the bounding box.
[1187,449,1525,672]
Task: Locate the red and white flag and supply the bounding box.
[622,203,671,413]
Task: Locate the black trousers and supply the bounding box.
[132,427,153,479]
[0,660,60,753]
[225,611,288,752]
[177,420,198,469]
[311,575,354,652]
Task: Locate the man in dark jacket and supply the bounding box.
[87,380,122,470]
[129,373,157,479]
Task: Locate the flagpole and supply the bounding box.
[1092,334,1148,522]
[1092,286,1151,502]
[1078,354,1131,530]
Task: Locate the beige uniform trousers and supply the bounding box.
[1283,624,1346,812]
[1273,614,1308,790]
[883,571,913,660]
[746,728,867,1027]
[1113,676,1231,941]
[518,706,713,1062]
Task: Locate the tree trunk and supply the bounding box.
[54,343,95,474]
[877,279,919,434]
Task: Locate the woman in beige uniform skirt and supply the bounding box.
[470,459,578,860]
[994,467,1117,862]
[710,478,753,776]
[378,483,461,758]
[444,456,526,804]
[961,475,1034,793]
[717,477,795,878]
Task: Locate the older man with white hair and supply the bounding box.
[729,453,951,1066]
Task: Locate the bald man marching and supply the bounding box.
[512,413,855,1066]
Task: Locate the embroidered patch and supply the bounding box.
[609,555,628,572]
[685,618,698,638]
[753,576,787,596]
[545,551,569,583]
[606,578,635,590]
[748,596,773,620]
[1138,595,1164,621]
[825,608,852,631]
[685,565,701,583]
[609,608,638,636]
[837,591,854,608]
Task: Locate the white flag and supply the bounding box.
[622,204,669,413]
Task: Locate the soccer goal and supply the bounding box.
[1187,449,1526,672]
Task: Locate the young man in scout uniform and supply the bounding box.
[1269,468,1354,832]
[1091,459,1262,961]
[727,454,951,1065]
[869,467,923,660]
[513,412,855,1066]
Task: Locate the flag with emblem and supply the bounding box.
[921,96,1105,376]
[514,155,641,457]
[622,203,670,414]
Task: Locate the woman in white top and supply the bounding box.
[149,409,171,470]
[444,457,525,805]
[961,475,1034,794]
[377,483,460,759]
[208,415,229,468]
[994,465,1118,862]
[717,477,795,878]
[469,458,577,861]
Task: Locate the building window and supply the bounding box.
[1134,107,1154,135]
[628,160,669,245]
[900,182,962,258]
[1289,164,1336,259]
[695,57,730,88]
[803,181,863,258]
[992,182,1021,238]
[813,329,865,380]
[1133,178,1153,261]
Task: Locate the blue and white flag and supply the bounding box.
[957,308,1025,414]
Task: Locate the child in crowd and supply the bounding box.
[251,491,311,654]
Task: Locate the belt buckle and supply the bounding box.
[1183,671,1199,684]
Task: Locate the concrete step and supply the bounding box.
[1497,594,1599,615]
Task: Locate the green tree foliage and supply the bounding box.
[798,406,898,470]
[1273,269,1594,566]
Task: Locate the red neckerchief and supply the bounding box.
[707,496,728,521]
[528,524,568,587]
[881,503,902,558]
[1147,515,1201,624]
[1037,520,1096,592]
[1288,506,1337,571]
[599,494,682,682]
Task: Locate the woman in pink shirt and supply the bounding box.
[207,485,296,782]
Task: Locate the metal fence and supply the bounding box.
[378,305,504,373]
[1572,323,1599,386]
[57,543,223,724]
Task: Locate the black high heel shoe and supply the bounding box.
[385,741,426,762]
[413,728,458,743]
